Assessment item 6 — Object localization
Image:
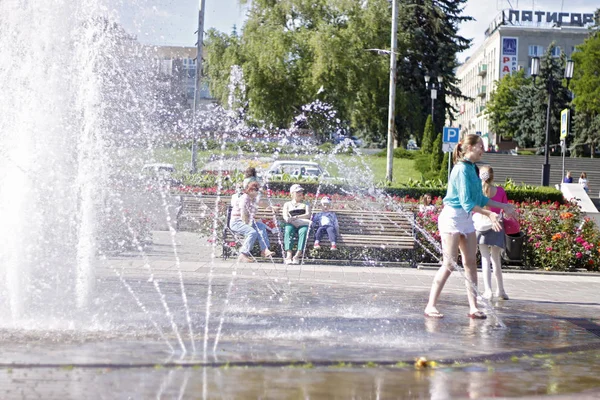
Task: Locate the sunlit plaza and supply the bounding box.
[1,0,599,398]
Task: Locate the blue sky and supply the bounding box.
[115,0,247,46]
[115,0,597,59]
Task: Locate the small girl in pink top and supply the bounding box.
[476,165,509,300]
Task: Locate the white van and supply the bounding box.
[265,160,330,180]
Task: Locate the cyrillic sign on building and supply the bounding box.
[501,37,518,78]
[486,9,595,37]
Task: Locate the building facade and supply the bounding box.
[151,46,212,107]
[453,8,594,149]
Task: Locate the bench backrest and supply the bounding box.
[228,207,414,238]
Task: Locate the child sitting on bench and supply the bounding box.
[313,196,339,250]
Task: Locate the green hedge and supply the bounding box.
[504,187,564,203]
[259,182,564,203]
[375,148,417,160]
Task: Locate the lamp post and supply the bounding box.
[190,0,206,174]
[365,0,398,184]
[530,57,574,186]
[424,75,443,120]
[385,0,399,183]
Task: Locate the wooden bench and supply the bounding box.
[176,195,228,231]
[222,206,416,265]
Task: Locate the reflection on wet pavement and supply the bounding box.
[1,271,599,398]
[1,351,599,399]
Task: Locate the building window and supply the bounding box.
[528,45,544,57]
[551,46,561,57]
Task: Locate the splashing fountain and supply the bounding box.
[1,1,599,398]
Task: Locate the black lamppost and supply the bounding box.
[530,57,575,186]
[424,75,443,120]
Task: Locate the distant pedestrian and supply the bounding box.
[579,172,589,193]
[563,171,573,184]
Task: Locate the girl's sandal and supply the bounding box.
[468,311,487,319]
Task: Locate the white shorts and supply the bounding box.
[438,206,475,236]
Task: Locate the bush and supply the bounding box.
[413,200,600,271]
[520,201,600,271]
[375,148,417,160]
[414,152,432,175]
[318,142,334,153]
[505,187,563,203]
[393,148,417,159]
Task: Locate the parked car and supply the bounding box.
[140,163,181,186]
[332,134,363,147]
[264,160,331,180]
[349,136,364,147]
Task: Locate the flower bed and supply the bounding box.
[520,201,600,271]
[415,199,600,272]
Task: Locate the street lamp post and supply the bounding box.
[561,59,575,183]
[190,0,206,174]
[385,0,399,184]
[424,75,443,120]
[530,57,574,187]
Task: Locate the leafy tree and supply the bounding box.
[571,110,600,157]
[203,29,244,110]
[439,152,449,183]
[571,25,600,156]
[420,115,434,154]
[203,0,472,145]
[508,43,571,152]
[508,82,546,149]
[395,0,473,139]
[430,132,443,172]
[485,69,528,140]
[415,115,434,176]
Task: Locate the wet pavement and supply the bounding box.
[1,231,599,399]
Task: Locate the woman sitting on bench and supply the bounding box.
[229,181,275,263]
[282,184,312,264]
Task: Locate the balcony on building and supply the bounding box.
[477,64,487,77]
[477,85,487,97]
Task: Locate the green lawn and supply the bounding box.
[145,147,420,186]
[362,156,420,185]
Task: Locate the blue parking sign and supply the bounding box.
[443,127,460,143]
